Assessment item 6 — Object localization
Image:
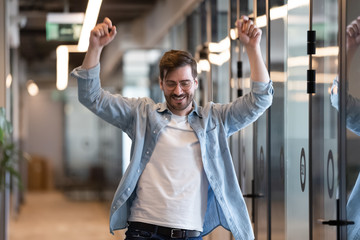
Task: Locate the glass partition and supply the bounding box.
[211,0,230,104]
[269,0,286,239]
[239,0,255,228]
[285,0,309,239]
[311,0,338,238]
[253,0,269,238]
[64,88,123,200]
[345,0,360,239]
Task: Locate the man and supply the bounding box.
[331,16,360,240]
[71,15,273,240]
[331,16,360,136]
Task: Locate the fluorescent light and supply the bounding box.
[55,44,85,91]
[316,46,339,57]
[256,15,267,28]
[288,0,308,10]
[207,37,230,66]
[230,28,238,40]
[56,45,69,90]
[77,0,103,52]
[287,47,339,67]
[198,59,211,72]
[209,49,231,66]
[197,63,202,74]
[67,44,84,52]
[288,56,308,67]
[6,74,12,88]
[46,12,84,24]
[270,5,288,20]
[256,5,286,28]
[27,80,39,96]
[208,37,231,53]
[230,78,235,88]
[255,0,308,28]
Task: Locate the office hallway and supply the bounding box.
[9,191,125,240]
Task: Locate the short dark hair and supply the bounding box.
[159,50,198,81]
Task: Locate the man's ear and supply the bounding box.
[159,77,164,91]
[194,78,199,90]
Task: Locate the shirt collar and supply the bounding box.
[156,100,202,118]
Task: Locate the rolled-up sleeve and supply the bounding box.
[221,80,273,136]
[70,64,135,131]
[251,80,274,110]
[71,64,100,80]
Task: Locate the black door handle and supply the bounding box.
[319,219,354,226]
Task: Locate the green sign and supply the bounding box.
[46,22,82,42]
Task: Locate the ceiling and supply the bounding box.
[18,0,158,85]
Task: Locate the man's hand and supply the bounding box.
[346,16,360,64]
[81,17,117,69]
[236,16,262,49]
[234,16,268,83]
[89,17,117,50]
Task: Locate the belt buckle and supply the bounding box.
[171,229,185,238]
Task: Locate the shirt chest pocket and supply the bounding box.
[205,121,229,157]
[206,123,220,149]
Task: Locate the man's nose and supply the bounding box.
[173,83,184,94]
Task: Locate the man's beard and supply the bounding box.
[165,92,193,113]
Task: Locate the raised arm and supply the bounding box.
[81,17,117,69]
[346,16,360,64]
[236,16,269,83]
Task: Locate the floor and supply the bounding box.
[9,191,125,240]
[8,191,233,240]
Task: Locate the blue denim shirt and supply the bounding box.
[331,79,360,239]
[331,78,360,136]
[347,173,360,240]
[71,64,273,240]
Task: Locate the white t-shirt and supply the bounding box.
[129,114,208,231]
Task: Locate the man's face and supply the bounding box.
[160,65,198,116]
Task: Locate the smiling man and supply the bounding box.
[71,15,273,240]
[159,51,198,116]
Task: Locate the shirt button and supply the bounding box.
[146,151,149,154]
[153,130,156,134]
[137,169,140,173]
[127,188,131,191]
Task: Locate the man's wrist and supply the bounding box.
[81,47,103,69]
[245,45,262,59]
[87,45,103,55]
[245,44,260,53]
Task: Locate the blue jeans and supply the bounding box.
[124,226,203,240]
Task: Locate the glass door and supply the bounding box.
[344,0,360,239]
[269,0,286,239]
[253,0,269,239]
[239,0,255,228]
[285,0,310,239]
[310,0,338,238]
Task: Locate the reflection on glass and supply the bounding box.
[209,0,230,104]
[254,17,268,240]
[311,0,338,239]
[269,1,286,239]
[285,0,309,239]
[330,14,360,240]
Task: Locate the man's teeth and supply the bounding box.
[174,96,185,100]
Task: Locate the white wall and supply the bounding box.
[22,88,65,188]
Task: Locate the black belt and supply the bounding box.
[128,221,201,239]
